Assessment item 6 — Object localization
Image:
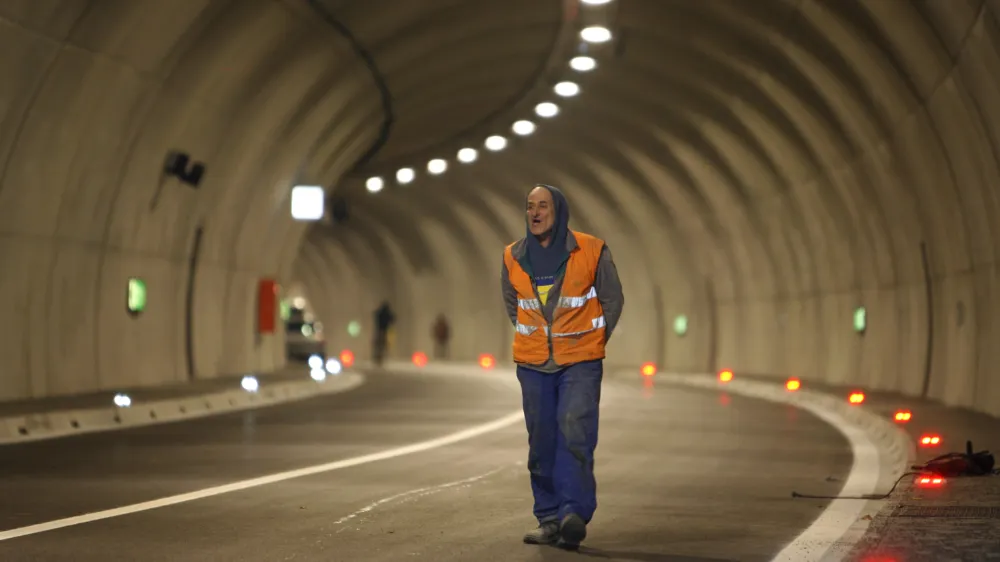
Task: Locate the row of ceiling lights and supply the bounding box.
[364,0,616,193]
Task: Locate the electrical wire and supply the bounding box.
[793,465,999,500]
[794,441,997,500]
[791,471,921,500]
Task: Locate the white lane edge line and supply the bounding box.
[0,410,525,542]
[332,464,512,526]
[768,399,881,562]
[650,373,887,562]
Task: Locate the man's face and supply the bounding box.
[526,187,554,237]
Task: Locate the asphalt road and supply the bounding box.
[0,368,852,561]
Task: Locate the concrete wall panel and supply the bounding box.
[0,0,381,400]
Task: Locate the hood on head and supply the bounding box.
[525,184,570,243]
[523,184,571,277]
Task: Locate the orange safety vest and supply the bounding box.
[503,231,607,366]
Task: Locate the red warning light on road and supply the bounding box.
[718,369,733,383]
[848,391,866,404]
[640,362,657,377]
[479,354,495,369]
[919,434,941,447]
[786,378,801,391]
[916,474,945,487]
[339,349,355,367]
[893,410,912,423]
[412,351,428,367]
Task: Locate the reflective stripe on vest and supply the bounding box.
[518,298,542,310]
[519,286,595,314]
[551,315,605,337]
[504,230,607,365]
[516,286,604,338]
[515,323,542,336]
[557,285,597,309]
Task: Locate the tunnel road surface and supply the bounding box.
[0,368,853,561]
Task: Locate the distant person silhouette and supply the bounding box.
[432,314,450,359]
[500,184,624,550]
[373,301,395,366]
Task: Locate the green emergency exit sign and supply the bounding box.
[128,278,147,314]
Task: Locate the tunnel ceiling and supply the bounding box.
[310,0,568,166]
[299,0,1000,417]
[317,0,994,290]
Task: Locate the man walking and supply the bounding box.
[432,314,450,359]
[500,184,624,550]
[372,301,395,366]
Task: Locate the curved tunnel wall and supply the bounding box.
[301,0,1000,420]
[0,0,383,399]
[2,0,1000,420]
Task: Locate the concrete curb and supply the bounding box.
[652,373,915,475]
[371,362,914,472]
[643,372,915,562]
[304,360,917,478]
[367,361,912,457]
[0,372,365,446]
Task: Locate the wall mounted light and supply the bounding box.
[127,278,147,316]
[291,186,325,220]
[854,306,867,334]
[673,314,688,336]
[163,151,205,187]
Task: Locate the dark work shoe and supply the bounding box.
[523,521,560,545]
[557,513,587,550]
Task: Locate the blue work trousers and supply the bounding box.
[516,359,603,524]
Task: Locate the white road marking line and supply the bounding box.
[654,373,888,562]
[768,401,881,562]
[333,464,513,527]
[0,410,525,542]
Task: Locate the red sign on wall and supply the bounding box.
[258,279,278,334]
